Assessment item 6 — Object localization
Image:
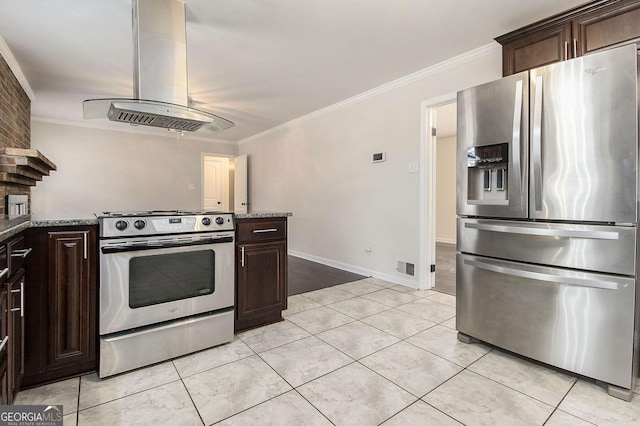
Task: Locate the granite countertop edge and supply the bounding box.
[235,212,292,219]
[0,216,100,241]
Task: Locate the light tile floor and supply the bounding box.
[14,277,640,425]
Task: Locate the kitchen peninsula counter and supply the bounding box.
[0,216,98,242]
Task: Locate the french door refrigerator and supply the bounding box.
[456,44,639,400]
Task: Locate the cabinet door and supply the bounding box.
[7,270,24,400]
[501,21,572,76]
[573,0,640,56]
[0,354,7,406]
[236,241,287,323]
[0,287,8,405]
[48,231,94,368]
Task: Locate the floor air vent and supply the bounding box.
[396,261,415,276]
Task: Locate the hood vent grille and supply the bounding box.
[110,109,205,132]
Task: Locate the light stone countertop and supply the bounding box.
[235,211,292,219]
[30,218,99,227]
[0,216,99,242]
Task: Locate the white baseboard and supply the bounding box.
[288,250,419,289]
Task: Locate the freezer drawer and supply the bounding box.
[458,218,636,276]
[457,253,636,389]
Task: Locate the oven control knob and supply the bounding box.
[215,217,225,225]
[201,217,212,226]
[134,220,146,230]
[115,220,128,231]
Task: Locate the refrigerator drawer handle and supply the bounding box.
[464,259,618,290]
[465,222,619,240]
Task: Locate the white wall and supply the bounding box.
[30,121,237,219]
[240,46,502,286]
[436,135,457,244]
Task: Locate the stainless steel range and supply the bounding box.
[97,210,235,377]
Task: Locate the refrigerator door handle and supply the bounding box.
[511,79,523,203]
[464,258,618,290]
[532,74,544,211]
[464,222,620,240]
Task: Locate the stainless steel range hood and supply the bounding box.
[83,0,233,134]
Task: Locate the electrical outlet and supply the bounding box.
[409,162,419,174]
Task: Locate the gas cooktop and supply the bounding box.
[101,210,229,217]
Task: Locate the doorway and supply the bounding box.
[202,156,230,211]
[433,102,457,295]
[419,94,457,292]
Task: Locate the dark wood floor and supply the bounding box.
[435,242,456,295]
[288,256,367,295]
[288,246,456,296]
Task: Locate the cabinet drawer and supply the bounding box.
[7,236,30,276]
[236,219,286,243]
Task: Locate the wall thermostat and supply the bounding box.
[372,152,386,163]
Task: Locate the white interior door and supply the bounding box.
[203,156,229,211]
[234,155,248,214]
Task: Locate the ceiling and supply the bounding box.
[0,0,587,142]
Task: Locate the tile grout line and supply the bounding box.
[75,376,82,425]
[170,361,207,426]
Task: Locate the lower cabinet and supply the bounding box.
[0,283,9,404]
[7,269,24,400]
[22,226,97,389]
[235,218,288,332]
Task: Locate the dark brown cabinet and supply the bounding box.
[2,234,30,403]
[497,0,640,76]
[235,218,288,332]
[0,282,9,405]
[22,226,97,388]
[7,269,24,400]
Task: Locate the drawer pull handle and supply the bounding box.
[10,282,24,317]
[0,268,8,280]
[253,228,278,233]
[11,248,32,258]
[241,247,245,267]
[0,336,8,352]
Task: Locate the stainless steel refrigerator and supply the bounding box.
[456,44,639,400]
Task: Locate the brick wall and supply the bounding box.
[0,53,32,215]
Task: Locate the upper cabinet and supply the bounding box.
[497,0,640,76]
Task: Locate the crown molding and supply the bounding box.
[239,42,500,145]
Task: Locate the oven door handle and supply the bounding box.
[101,236,234,254]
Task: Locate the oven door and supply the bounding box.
[99,232,234,335]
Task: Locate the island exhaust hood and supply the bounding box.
[83,0,233,134]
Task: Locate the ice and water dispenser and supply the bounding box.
[466,142,508,204]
